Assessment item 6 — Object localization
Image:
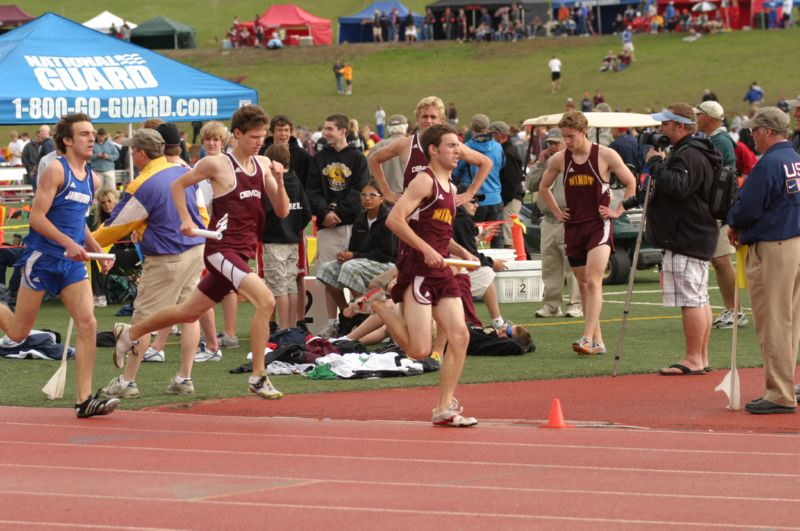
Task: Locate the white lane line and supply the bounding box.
[2,464,800,504]
[2,441,800,479]
[0,491,796,530]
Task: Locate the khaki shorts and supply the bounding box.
[133,245,204,321]
[263,243,299,297]
[317,225,352,265]
[469,266,496,298]
[714,224,734,258]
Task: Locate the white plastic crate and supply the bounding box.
[494,260,543,303]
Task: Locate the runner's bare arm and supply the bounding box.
[169,157,225,237]
[538,151,569,222]
[455,143,491,206]
[386,172,445,269]
[257,155,290,219]
[367,136,409,203]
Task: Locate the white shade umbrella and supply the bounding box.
[692,2,718,12]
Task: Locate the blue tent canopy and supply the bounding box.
[0,13,257,124]
[338,1,424,43]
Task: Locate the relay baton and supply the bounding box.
[191,228,223,240]
[63,252,116,261]
[444,258,481,270]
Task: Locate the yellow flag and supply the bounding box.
[736,244,748,289]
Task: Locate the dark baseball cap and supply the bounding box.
[156,123,181,146]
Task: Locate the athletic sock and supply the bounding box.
[119,376,131,387]
[248,375,261,385]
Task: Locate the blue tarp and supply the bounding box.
[338,1,424,43]
[0,13,258,124]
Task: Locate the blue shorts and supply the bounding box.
[18,249,88,296]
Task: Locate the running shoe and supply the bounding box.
[535,307,563,318]
[75,391,120,418]
[590,341,607,355]
[142,347,165,363]
[113,322,137,368]
[101,376,140,399]
[432,398,478,427]
[218,333,240,348]
[165,376,195,396]
[248,375,283,399]
[565,307,584,318]
[713,309,749,329]
[572,336,592,355]
[194,342,222,363]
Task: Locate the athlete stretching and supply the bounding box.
[368,96,491,204]
[114,105,290,398]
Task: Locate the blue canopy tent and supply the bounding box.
[552,0,639,35]
[0,13,257,124]
[338,1,424,43]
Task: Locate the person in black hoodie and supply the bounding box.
[646,103,720,376]
[260,114,312,187]
[452,191,511,330]
[262,144,311,331]
[315,181,396,330]
[306,114,370,336]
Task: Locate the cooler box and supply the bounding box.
[494,260,543,303]
[479,248,516,262]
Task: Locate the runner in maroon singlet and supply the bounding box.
[368,96,491,205]
[374,124,479,427]
[113,105,290,399]
[538,111,636,356]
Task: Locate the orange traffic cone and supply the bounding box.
[510,214,527,261]
[540,398,574,429]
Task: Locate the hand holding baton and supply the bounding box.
[191,228,223,240]
[444,258,481,270]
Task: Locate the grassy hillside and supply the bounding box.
[166,30,798,129]
[7,2,798,132]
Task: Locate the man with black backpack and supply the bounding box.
[694,101,748,330]
[646,104,720,376]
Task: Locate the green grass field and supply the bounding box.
[0,3,784,411]
[0,268,760,411]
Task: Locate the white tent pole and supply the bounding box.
[127,122,133,186]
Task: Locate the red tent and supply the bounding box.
[0,5,34,27]
[255,4,332,46]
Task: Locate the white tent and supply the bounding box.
[83,11,136,35]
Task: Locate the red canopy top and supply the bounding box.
[0,4,34,25]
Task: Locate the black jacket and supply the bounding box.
[262,170,311,244]
[452,206,494,268]
[500,140,525,204]
[306,144,369,229]
[645,135,720,261]
[348,204,396,263]
[260,136,313,188]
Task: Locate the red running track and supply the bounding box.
[1,405,800,530]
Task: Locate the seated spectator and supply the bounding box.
[316,181,395,328]
[617,49,632,70]
[600,50,618,72]
[452,193,511,330]
[267,32,283,49]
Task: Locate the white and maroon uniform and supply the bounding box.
[198,153,267,302]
